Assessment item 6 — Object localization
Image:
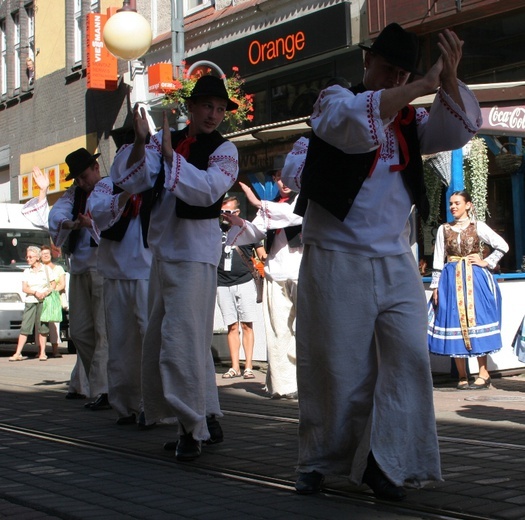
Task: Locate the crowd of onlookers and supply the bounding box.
[9,244,64,362]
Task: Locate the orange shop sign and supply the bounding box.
[148,63,177,94]
[86,12,118,91]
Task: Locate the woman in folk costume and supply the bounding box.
[428,190,508,389]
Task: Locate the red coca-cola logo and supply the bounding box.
[488,106,525,130]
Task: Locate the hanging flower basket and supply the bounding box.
[163,65,254,132]
[423,150,452,187]
[464,136,489,222]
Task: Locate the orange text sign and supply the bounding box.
[148,63,177,94]
[86,12,118,91]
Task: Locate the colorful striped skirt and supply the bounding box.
[428,261,502,357]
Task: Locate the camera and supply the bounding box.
[219,210,231,231]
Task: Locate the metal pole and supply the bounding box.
[171,0,186,129]
[171,0,184,80]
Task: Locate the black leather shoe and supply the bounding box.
[456,377,470,390]
[175,432,201,461]
[165,417,223,447]
[85,393,112,411]
[205,415,224,444]
[295,471,324,495]
[469,376,491,390]
[362,454,407,501]
[116,414,136,425]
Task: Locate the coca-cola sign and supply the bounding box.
[481,106,525,136]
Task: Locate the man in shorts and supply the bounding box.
[217,196,265,380]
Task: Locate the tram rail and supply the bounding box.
[0,403,520,520]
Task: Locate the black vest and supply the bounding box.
[295,83,429,222]
[266,193,302,251]
[99,184,154,247]
[66,187,98,254]
[153,129,228,219]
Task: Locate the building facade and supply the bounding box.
[0,0,524,268]
[0,0,524,368]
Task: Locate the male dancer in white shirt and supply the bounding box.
[87,174,153,426]
[110,76,239,460]
[22,154,109,409]
[292,23,482,500]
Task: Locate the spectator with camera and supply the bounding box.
[217,196,266,380]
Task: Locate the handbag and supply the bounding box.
[41,266,63,322]
[60,291,69,310]
[41,291,63,322]
[234,246,264,303]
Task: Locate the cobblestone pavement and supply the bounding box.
[0,346,524,519]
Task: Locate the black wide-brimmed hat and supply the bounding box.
[65,148,101,181]
[358,23,421,75]
[183,75,239,111]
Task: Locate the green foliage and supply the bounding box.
[163,65,254,132]
[423,161,443,226]
[463,137,489,222]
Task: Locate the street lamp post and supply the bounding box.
[171,0,184,80]
[103,1,227,129]
[103,0,185,79]
[104,1,225,80]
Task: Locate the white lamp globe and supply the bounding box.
[103,10,152,60]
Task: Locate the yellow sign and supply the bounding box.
[20,173,31,199]
[59,163,74,191]
[45,166,58,192]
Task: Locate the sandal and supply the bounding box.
[456,377,469,390]
[243,368,255,379]
[470,376,491,390]
[222,368,241,379]
[39,356,48,361]
[9,354,28,362]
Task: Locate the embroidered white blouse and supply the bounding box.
[22,191,100,274]
[87,177,153,280]
[227,199,303,282]
[109,130,238,267]
[430,221,509,288]
[292,83,482,258]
